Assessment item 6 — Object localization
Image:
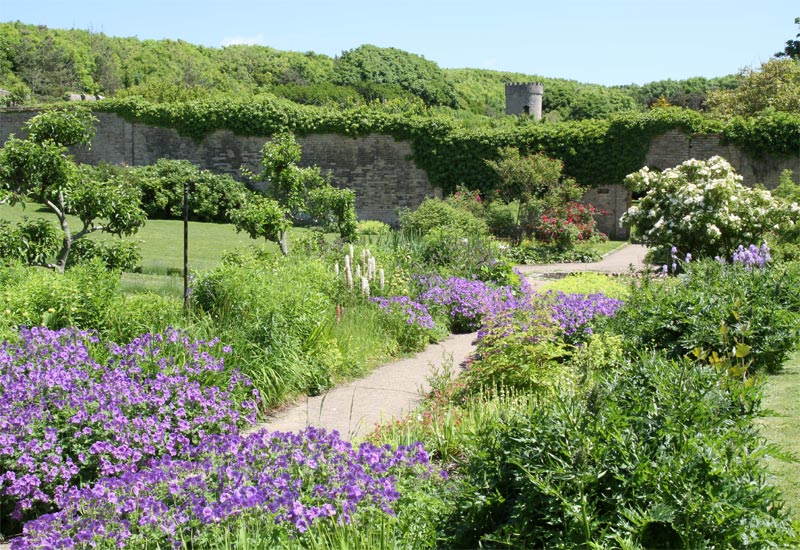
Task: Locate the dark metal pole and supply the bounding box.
[183,180,189,312]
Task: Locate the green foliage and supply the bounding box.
[398,197,488,237]
[441,354,796,548]
[333,44,457,107]
[503,240,603,264]
[118,159,249,222]
[464,315,566,395]
[706,58,800,119]
[618,75,739,110]
[355,219,391,236]
[770,169,800,260]
[419,227,501,278]
[0,260,120,337]
[306,186,358,241]
[0,109,146,271]
[228,192,287,245]
[538,272,630,301]
[775,16,800,59]
[66,238,142,272]
[0,217,60,265]
[23,106,96,146]
[238,132,358,252]
[610,259,800,374]
[484,199,519,239]
[621,156,791,260]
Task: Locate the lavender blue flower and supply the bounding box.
[0,327,259,525]
[13,428,432,548]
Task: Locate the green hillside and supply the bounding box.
[0,21,737,119]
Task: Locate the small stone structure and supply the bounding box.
[505,82,543,119]
[64,93,105,101]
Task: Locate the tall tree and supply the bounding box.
[775,17,800,59]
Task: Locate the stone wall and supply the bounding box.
[1,111,798,236]
[644,129,800,190]
[0,111,438,225]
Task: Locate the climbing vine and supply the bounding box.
[78,96,800,196]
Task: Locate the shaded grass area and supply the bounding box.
[760,349,800,522]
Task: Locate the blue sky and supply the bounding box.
[3,0,797,85]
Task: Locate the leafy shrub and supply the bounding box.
[503,240,602,264]
[398,198,488,237]
[441,354,796,548]
[445,185,484,219]
[484,200,519,239]
[621,156,793,261]
[129,159,249,223]
[0,217,61,266]
[356,219,391,236]
[65,238,142,272]
[610,259,800,374]
[0,261,119,337]
[533,201,607,246]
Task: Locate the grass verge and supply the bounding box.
[759,349,800,521]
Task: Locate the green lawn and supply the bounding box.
[585,239,628,257]
[759,350,800,522]
[1,202,273,274]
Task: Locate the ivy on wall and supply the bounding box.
[50,95,800,196]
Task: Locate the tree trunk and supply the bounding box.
[49,192,71,273]
[279,230,289,256]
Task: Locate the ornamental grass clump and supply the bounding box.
[0,326,259,532]
[13,428,434,549]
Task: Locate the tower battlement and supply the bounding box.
[505,82,544,119]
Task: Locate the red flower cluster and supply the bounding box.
[533,201,607,244]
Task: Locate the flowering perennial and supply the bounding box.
[0,327,259,524]
[548,291,624,337]
[13,428,433,548]
[732,243,772,268]
[416,274,529,333]
[371,296,434,330]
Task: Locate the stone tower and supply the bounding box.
[505,82,543,120]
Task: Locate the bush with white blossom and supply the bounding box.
[620,156,795,260]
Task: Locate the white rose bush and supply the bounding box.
[620,156,796,260]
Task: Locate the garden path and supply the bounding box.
[0,245,649,549]
[257,243,650,441]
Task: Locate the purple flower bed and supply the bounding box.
[548,291,624,338]
[0,326,259,527]
[416,273,532,333]
[13,427,433,548]
[732,243,772,268]
[371,296,435,330]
